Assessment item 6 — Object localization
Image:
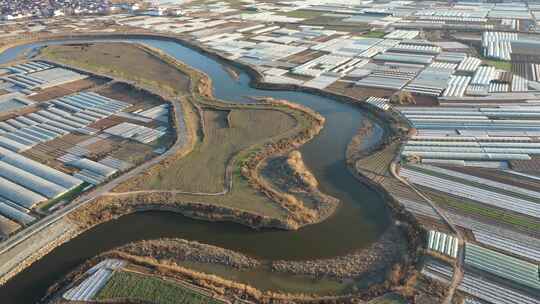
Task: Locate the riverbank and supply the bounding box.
[0,32,412,302]
[0,38,339,288]
[259,150,340,226]
[56,42,336,229]
[43,232,408,304]
[345,111,425,301]
[41,39,417,300]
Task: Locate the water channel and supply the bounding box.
[0,37,393,303]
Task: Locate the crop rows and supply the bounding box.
[396,197,439,219]
[96,270,223,304]
[473,231,540,262]
[459,271,540,304]
[411,164,540,203]
[421,260,453,283]
[400,168,540,218]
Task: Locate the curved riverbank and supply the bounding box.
[0,33,414,303]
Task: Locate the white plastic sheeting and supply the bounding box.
[482,32,518,61]
[427,230,459,258]
[365,96,390,111]
[399,167,540,218]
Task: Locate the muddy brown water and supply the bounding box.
[0,38,393,303]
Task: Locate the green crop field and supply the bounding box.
[482,58,512,71]
[362,30,386,38]
[423,188,540,232]
[282,9,324,19]
[96,271,224,304]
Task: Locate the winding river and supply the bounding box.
[0,37,392,303]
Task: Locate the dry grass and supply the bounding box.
[142,108,296,193]
[96,82,164,108]
[40,42,190,96]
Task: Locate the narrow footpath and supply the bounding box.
[389,161,465,304]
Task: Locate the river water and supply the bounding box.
[0,37,392,303]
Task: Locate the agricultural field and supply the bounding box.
[281,10,325,19]
[424,188,540,233]
[96,82,165,110]
[96,270,224,304]
[27,77,108,102]
[481,58,512,71]
[361,31,387,38]
[400,165,540,234]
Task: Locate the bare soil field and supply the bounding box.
[96,81,165,109]
[28,77,107,102]
[327,82,395,101]
[0,217,20,240]
[509,157,540,173]
[109,140,158,165]
[283,50,326,65]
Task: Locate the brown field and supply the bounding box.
[0,106,40,122]
[96,82,165,109]
[86,115,126,130]
[326,82,438,106]
[40,42,191,96]
[28,77,108,102]
[283,50,326,65]
[509,157,540,173]
[327,81,396,102]
[0,216,20,239]
[107,140,158,165]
